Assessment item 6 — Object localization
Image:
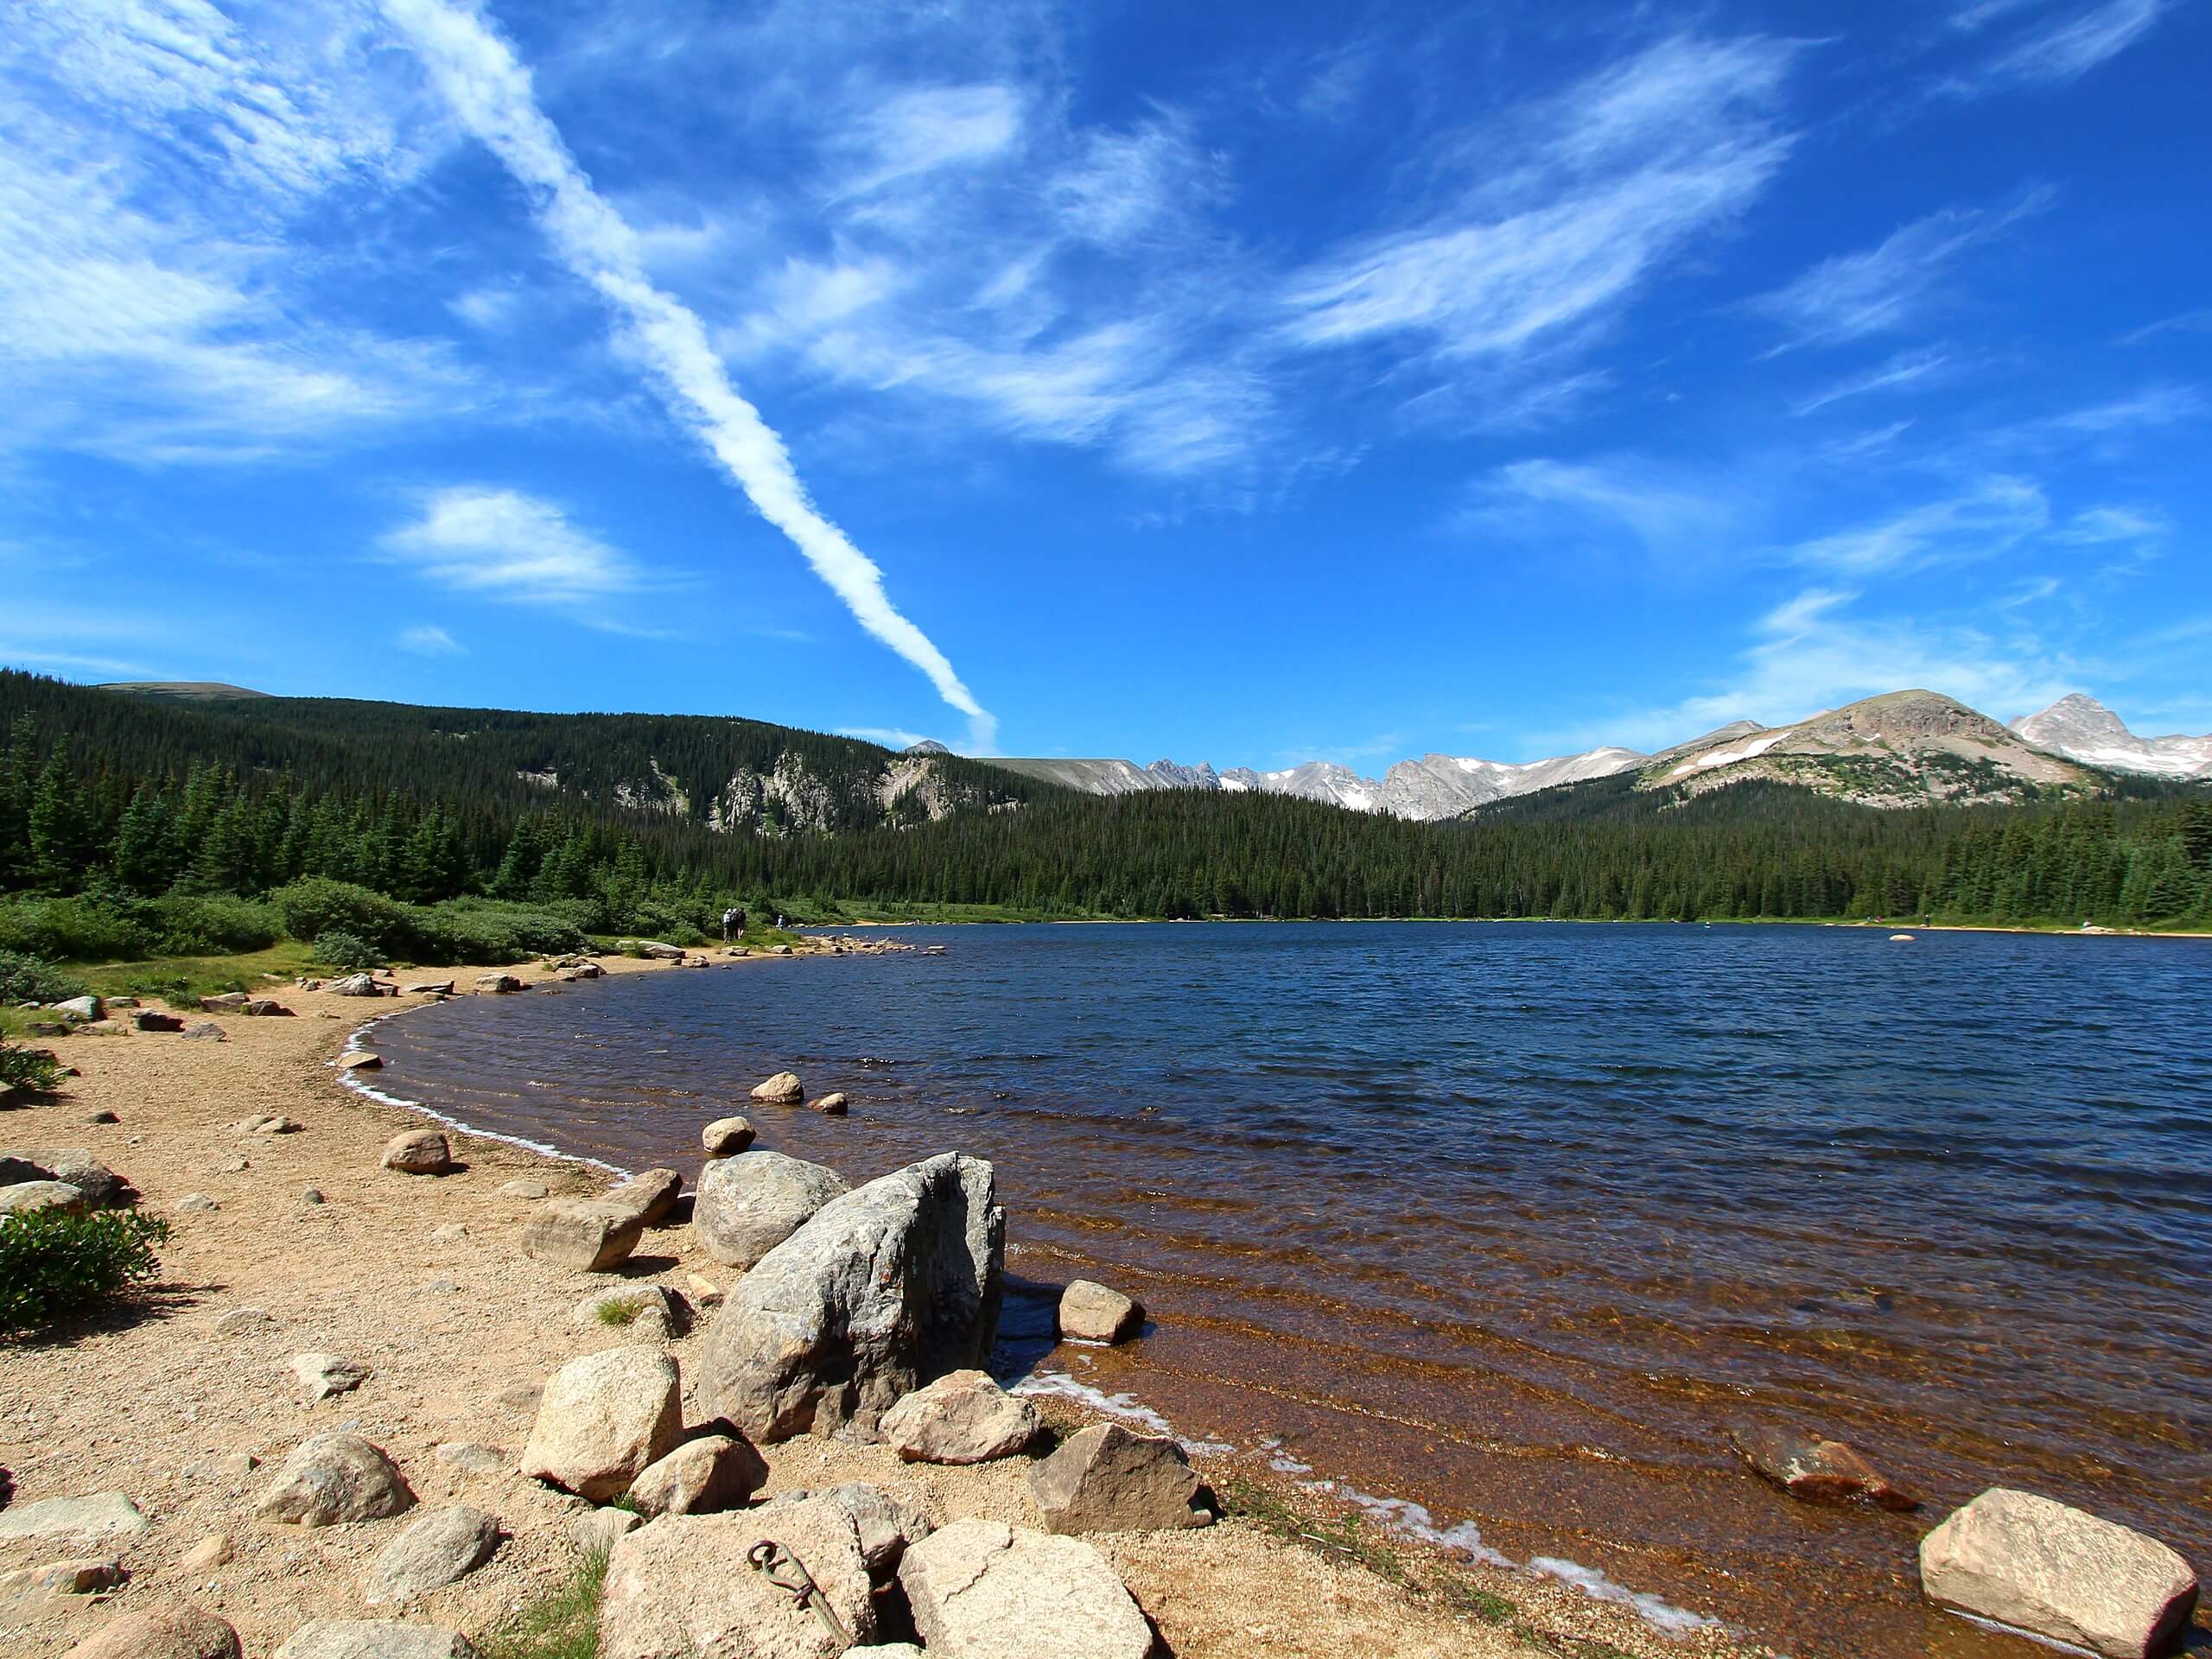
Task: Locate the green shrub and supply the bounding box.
[416,899,588,964]
[273,879,418,957]
[137,893,283,956]
[0,950,86,1005]
[0,1039,68,1096]
[0,1209,172,1335]
[314,929,383,972]
[0,895,149,962]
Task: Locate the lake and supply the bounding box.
[365,921,2212,1658]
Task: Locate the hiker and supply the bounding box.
[722,906,747,942]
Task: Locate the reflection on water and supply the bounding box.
[368,921,2212,1659]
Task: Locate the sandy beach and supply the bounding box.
[0,948,1769,1659]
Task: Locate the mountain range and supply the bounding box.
[979,691,2207,817]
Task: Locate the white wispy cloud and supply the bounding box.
[838,725,932,748]
[2050,505,2171,543]
[1783,475,2049,575]
[1470,457,1732,550]
[396,623,466,656]
[381,0,999,751]
[842,84,1024,197]
[1968,0,2173,89]
[1281,35,1797,361]
[1751,193,2046,353]
[382,488,639,607]
[1790,347,1955,416]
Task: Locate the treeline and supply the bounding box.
[2,673,2209,957]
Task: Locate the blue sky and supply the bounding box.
[3,0,2206,766]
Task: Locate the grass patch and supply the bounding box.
[67,942,315,1005]
[592,1299,640,1328]
[476,1548,606,1659]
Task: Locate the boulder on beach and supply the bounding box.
[880,1370,1040,1465]
[381,1130,453,1175]
[524,1200,647,1272]
[699,1152,1002,1443]
[404,982,456,996]
[338,1052,383,1072]
[519,1346,683,1503]
[64,1601,240,1659]
[700,1116,754,1155]
[599,1167,682,1227]
[200,992,249,1012]
[256,1433,415,1527]
[1027,1423,1211,1534]
[51,995,104,1023]
[0,1493,149,1548]
[327,974,385,997]
[750,1071,805,1105]
[181,1021,227,1041]
[1732,1425,1916,1510]
[134,1010,186,1031]
[0,1558,127,1600]
[599,1495,876,1659]
[690,1150,849,1268]
[289,1352,370,1402]
[475,973,524,994]
[626,1433,768,1517]
[361,1504,502,1605]
[0,1179,88,1217]
[1919,1487,2199,1659]
[1058,1280,1144,1344]
[244,998,292,1016]
[899,1519,1151,1659]
[273,1622,482,1659]
[767,1482,935,1582]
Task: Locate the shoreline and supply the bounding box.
[0,946,1768,1659]
[823,913,2212,940]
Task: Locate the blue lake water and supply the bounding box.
[370,921,2212,1658]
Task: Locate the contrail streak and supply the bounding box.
[380,0,996,751]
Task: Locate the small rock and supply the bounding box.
[382,1130,453,1175]
[64,1601,239,1659]
[489,1382,542,1415]
[404,982,457,996]
[244,999,293,1016]
[84,1110,119,1125]
[1027,1422,1210,1534]
[497,1178,549,1201]
[231,1114,302,1135]
[564,1506,640,1556]
[700,1116,755,1155]
[215,1307,276,1335]
[637,942,686,961]
[881,1370,1040,1465]
[810,1092,849,1116]
[272,1622,482,1659]
[0,1556,125,1600]
[690,1149,849,1268]
[1920,1487,2199,1659]
[683,1272,723,1308]
[179,1192,219,1212]
[474,973,523,994]
[1058,1280,1143,1344]
[522,1200,645,1272]
[899,1519,1150,1659]
[598,1166,681,1226]
[200,992,249,1012]
[290,1352,370,1401]
[180,1536,232,1573]
[1732,1425,1916,1510]
[338,1052,383,1072]
[326,974,386,998]
[749,1071,804,1105]
[52,995,105,1022]
[0,1493,149,1548]
[216,1155,250,1173]
[299,1187,326,1205]
[430,1223,469,1243]
[362,1504,501,1605]
[134,1010,186,1032]
[256,1433,415,1526]
[519,1346,682,1503]
[105,996,139,1009]
[626,1433,768,1518]
[181,1022,227,1041]
[433,1443,508,1478]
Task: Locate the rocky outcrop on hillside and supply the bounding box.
[2012,694,2212,779]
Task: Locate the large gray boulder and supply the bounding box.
[1027,1423,1210,1534]
[361,1505,502,1605]
[599,1496,875,1658]
[519,1347,682,1502]
[273,1623,483,1659]
[64,1601,239,1659]
[0,1147,126,1207]
[880,1370,1039,1465]
[600,1167,682,1226]
[257,1434,415,1526]
[1920,1487,2199,1659]
[690,1151,849,1268]
[754,1482,934,1584]
[699,1153,1002,1443]
[898,1519,1151,1659]
[0,1179,88,1217]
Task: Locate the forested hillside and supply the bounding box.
[1,671,2207,971]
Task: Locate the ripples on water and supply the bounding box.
[371,922,2212,1658]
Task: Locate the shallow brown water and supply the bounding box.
[364,922,2212,1658]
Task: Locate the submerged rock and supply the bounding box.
[750,1071,805,1105]
[1058,1280,1143,1344]
[699,1153,1002,1443]
[1732,1425,1916,1510]
[1920,1487,2198,1659]
[700,1116,755,1155]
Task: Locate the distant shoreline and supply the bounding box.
[827,914,2212,939]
